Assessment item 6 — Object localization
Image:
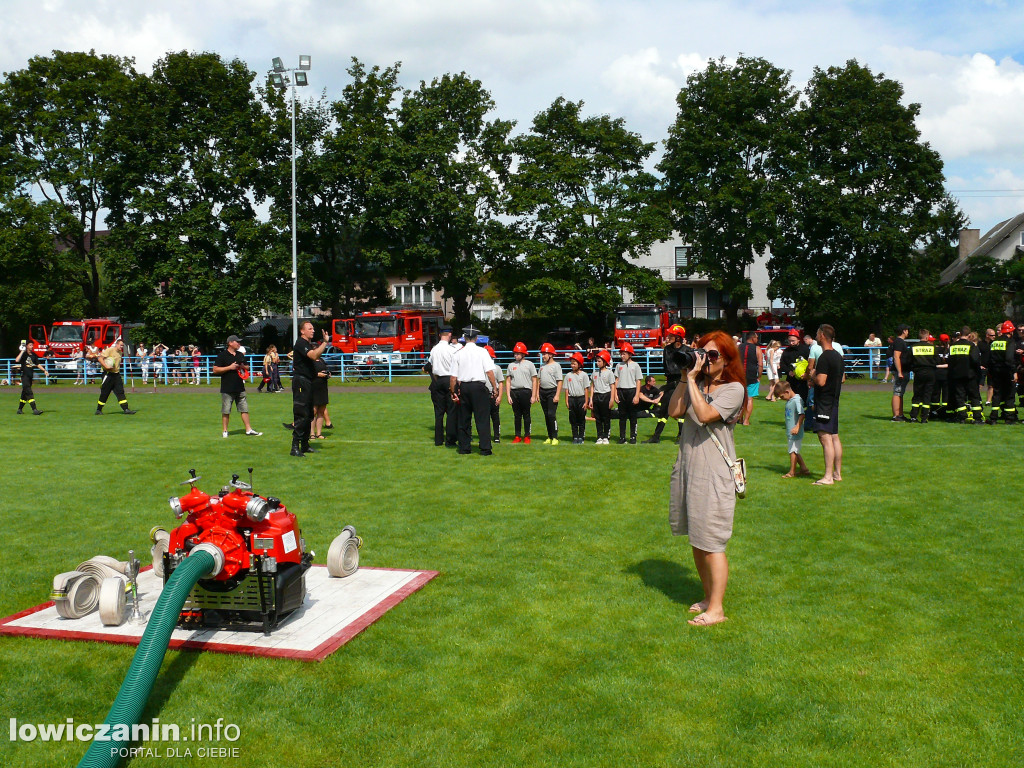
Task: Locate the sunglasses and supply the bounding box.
[701,349,721,362]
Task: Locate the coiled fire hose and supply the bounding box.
[326,526,362,577]
[52,557,133,620]
[77,544,223,768]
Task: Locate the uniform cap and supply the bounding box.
[462,326,480,339]
[513,341,528,354]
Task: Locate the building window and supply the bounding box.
[394,284,428,305]
[674,247,690,280]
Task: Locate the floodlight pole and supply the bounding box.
[290,84,298,345]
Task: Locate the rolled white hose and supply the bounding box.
[52,571,101,619]
[326,526,361,578]
[150,527,171,578]
[77,556,130,581]
[98,577,128,626]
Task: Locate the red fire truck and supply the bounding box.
[330,319,357,354]
[349,307,445,368]
[28,318,125,367]
[613,304,675,357]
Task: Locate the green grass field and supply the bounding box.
[1,384,1021,767]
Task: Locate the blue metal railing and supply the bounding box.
[0,347,893,386]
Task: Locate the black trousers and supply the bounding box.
[567,395,586,440]
[653,379,680,420]
[593,392,612,439]
[292,375,314,444]
[98,372,127,409]
[458,380,492,453]
[489,394,500,439]
[951,377,983,422]
[430,379,457,445]
[19,370,36,407]
[539,387,558,439]
[989,370,1017,421]
[617,387,638,438]
[510,388,533,437]
[932,375,949,419]
[910,369,934,416]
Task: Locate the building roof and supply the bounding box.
[939,213,1024,285]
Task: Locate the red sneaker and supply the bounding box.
[524,436,532,444]
[512,436,522,443]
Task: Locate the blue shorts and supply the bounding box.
[746,382,760,398]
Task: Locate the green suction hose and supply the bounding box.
[77,548,218,768]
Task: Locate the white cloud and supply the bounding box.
[600,48,681,119]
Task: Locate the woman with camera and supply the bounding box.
[667,330,746,627]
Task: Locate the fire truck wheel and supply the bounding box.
[98,577,128,626]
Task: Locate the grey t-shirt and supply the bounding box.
[564,370,591,397]
[539,361,563,389]
[507,359,537,390]
[615,360,643,389]
[485,361,504,393]
[592,367,615,394]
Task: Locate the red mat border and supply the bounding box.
[0,565,439,662]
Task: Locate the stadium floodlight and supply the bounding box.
[269,55,312,345]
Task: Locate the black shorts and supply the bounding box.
[809,401,839,435]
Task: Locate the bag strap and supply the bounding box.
[704,423,736,470]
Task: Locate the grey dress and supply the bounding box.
[669,380,744,552]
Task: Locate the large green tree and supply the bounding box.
[769,60,947,328]
[101,51,285,346]
[0,50,136,315]
[389,73,515,330]
[659,55,799,330]
[495,97,669,330]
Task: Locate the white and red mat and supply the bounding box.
[0,565,438,662]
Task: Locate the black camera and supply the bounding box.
[669,346,705,370]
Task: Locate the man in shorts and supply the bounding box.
[809,324,843,485]
[890,324,911,421]
[213,334,262,438]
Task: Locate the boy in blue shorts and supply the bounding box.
[776,381,809,477]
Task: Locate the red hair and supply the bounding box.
[696,330,748,409]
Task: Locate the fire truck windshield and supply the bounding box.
[615,312,658,330]
[49,325,83,343]
[355,318,397,337]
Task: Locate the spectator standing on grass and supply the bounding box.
[667,330,746,627]
[736,332,763,425]
[258,347,274,393]
[213,335,262,438]
[136,344,148,385]
[73,347,85,385]
[311,355,330,440]
[192,345,202,385]
[290,322,329,457]
[882,336,894,383]
[776,381,808,478]
[809,325,843,485]
[779,330,809,405]
[890,324,911,421]
[864,333,883,374]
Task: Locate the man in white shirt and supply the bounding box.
[427,328,457,447]
[450,327,498,455]
[863,332,882,375]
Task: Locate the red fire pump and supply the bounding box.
[159,469,316,634]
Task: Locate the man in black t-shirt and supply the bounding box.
[779,330,810,403]
[809,324,843,485]
[291,321,330,456]
[890,324,911,421]
[213,335,262,438]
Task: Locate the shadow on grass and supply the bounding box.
[626,559,703,606]
[141,646,202,722]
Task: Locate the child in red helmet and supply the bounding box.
[538,343,563,444]
[591,349,615,444]
[615,344,643,444]
[564,352,592,444]
[506,342,538,443]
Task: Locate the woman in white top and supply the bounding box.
[765,340,782,400]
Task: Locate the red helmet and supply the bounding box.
[620,342,635,356]
[597,349,611,365]
[540,342,556,355]
[939,333,950,342]
[787,328,800,337]
[1000,320,1016,335]
[513,341,528,355]
[667,324,686,338]
[484,345,495,359]
[570,352,584,366]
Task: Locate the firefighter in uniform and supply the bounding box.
[986,320,1018,423]
[291,321,330,456]
[931,334,950,421]
[427,327,457,446]
[95,338,137,415]
[644,324,688,443]
[907,329,935,423]
[15,340,43,415]
[948,327,984,424]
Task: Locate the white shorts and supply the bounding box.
[787,434,803,454]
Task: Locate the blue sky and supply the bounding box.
[4,0,1023,234]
